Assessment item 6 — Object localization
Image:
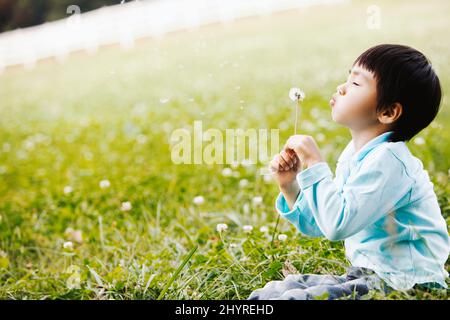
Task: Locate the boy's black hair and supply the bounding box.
[353,44,442,142]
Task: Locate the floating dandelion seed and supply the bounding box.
[289,87,305,135]
[243,225,253,233]
[216,223,228,232]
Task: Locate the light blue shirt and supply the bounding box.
[276,131,450,291]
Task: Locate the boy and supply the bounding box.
[248,44,450,300]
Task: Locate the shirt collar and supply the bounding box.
[338,131,394,163]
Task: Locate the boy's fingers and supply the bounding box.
[280,151,294,168]
[269,157,280,172]
[278,153,291,171]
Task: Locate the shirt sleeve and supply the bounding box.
[275,190,325,238]
[297,148,413,241]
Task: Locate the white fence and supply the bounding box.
[0,0,347,72]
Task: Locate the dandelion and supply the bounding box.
[260,226,269,233]
[222,167,232,177]
[252,196,263,206]
[289,87,305,135]
[216,223,228,232]
[289,88,305,102]
[63,186,73,194]
[121,201,132,211]
[99,179,110,189]
[278,234,288,241]
[243,225,253,233]
[63,241,74,250]
[239,179,249,188]
[413,137,425,145]
[193,196,205,205]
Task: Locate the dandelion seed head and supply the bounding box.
[63,186,73,194]
[216,223,228,232]
[99,179,111,189]
[63,241,74,249]
[289,87,305,102]
[121,201,132,211]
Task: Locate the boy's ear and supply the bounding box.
[378,102,403,124]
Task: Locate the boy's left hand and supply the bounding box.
[284,135,324,169]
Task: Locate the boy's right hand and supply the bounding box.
[269,149,302,188]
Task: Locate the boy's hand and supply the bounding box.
[284,135,324,168]
[269,149,301,188]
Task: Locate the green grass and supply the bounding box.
[0,0,449,299]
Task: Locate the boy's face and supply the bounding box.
[330,63,379,130]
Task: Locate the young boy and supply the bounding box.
[248,44,450,300]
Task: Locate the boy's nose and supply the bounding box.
[336,84,346,96]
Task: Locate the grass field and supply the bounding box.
[0,0,449,299]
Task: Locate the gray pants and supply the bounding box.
[247,266,390,300]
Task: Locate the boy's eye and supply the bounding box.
[352,82,360,86]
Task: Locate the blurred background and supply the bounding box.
[0,0,448,299]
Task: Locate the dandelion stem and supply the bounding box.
[294,102,299,135]
[157,245,198,300]
[270,215,281,248]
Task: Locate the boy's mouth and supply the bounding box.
[330,95,336,107]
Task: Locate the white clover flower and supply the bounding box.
[222,168,232,177]
[63,241,74,250]
[259,226,269,233]
[63,186,73,194]
[239,179,249,188]
[243,225,253,233]
[99,179,111,189]
[252,196,263,206]
[193,196,205,205]
[121,201,132,211]
[289,88,305,102]
[278,234,288,241]
[413,137,425,145]
[216,223,228,232]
